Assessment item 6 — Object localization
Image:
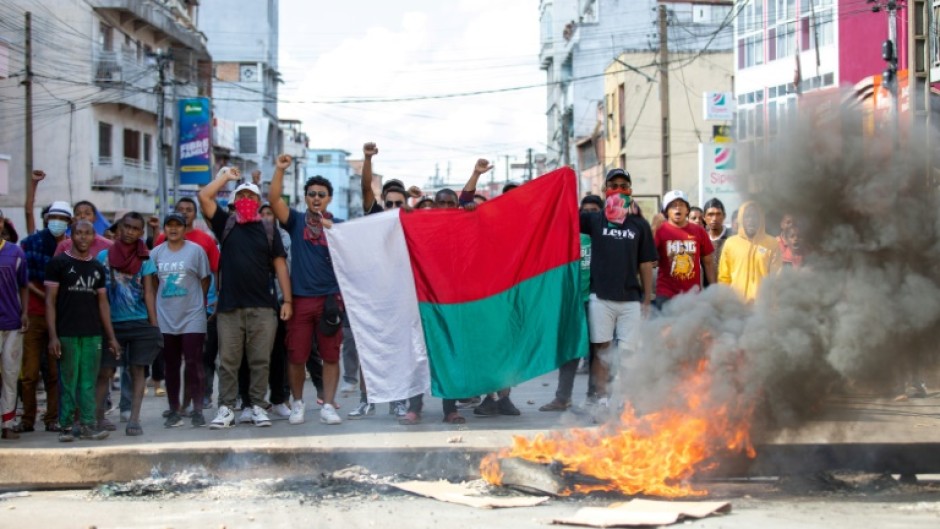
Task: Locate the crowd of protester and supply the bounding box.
[0,144,805,442]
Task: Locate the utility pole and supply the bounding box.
[526,148,534,181]
[152,50,172,216]
[24,12,33,229]
[500,154,512,183]
[658,3,671,193]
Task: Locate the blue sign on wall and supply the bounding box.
[178,97,211,185]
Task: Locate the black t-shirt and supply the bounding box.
[45,254,107,337]
[580,211,657,302]
[209,208,287,313]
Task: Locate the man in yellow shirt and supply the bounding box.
[718,201,780,302]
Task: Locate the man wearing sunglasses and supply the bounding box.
[269,155,346,426]
[579,168,656,420]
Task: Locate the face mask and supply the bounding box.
[604,189,632,225]
[48,220,69,237]
[234,197,261,224]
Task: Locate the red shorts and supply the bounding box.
[286,295,344,364]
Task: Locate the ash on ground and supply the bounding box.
[92,465,532,505]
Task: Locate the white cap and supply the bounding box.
[47,201,74,219]
[233,182,261,199]
[662,190,690,213]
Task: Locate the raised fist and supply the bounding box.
[473,159,494,175]
[217,167,240,181]
[276,154,292,170]
[363,142,378,157]
[147,216,160,229]
[31,170,46,182]
[251,170,262,185]
[407,186,423,198]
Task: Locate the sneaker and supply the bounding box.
[164,412,184,428]
[339,381,358,395]
[473,396,499,416]
[390,400,407,417]
[251,405,272,427]
[209,406,235,429]
[191,411,206,428]
[348,402,375,420]
[58,430,74,443]
[238,407,254,424]
[270,403,292,420]
[119,410,131,423]
[320,403,342,425]
[497,396,521,416]
[456,397,481,409]
[289,401,306,425]
[79,425,109,441]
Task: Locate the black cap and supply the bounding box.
[163,212,187,227]
[605,168,631,183]
[382,179,406,194]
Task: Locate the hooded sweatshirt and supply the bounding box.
[717,201,780,302]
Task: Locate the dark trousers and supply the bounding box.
[204,316,218,399]
[163,333,206,413]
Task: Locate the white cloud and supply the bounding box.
[278,0,544,187]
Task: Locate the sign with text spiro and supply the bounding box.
[703,91,734,121]
[178,97,211,185]
[698,142,740,219]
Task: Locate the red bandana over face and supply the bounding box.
[605,188,632,225]
[234,197,261,224]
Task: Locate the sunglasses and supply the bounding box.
[607,182,631,190]
[384,200,405,208]
[307,191,329,199]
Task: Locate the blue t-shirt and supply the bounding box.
[97,249,157,323]
[283,209,341,297]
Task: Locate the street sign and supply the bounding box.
[703,91,734,121]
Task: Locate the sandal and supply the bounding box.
[442,412,466,424]
[538,398,571,412]
[398,412,421,425]
[97,418,117,431]
[125,421,143,436]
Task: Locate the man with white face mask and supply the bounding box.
[17,201,73,433]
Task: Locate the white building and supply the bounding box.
[198,0,279,179]
[0,0,210,228]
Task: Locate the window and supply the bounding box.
[143,133,152,166]
[123,129,141,161]
[238,126,257,154]
[99,22,113,51]
[736,1,763,69]
[98,122,112,159]
[316,154,332,164]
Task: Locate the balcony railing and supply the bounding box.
[93,156,157,193]
[94,46,157,87]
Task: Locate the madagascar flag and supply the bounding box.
[326,167,587,401]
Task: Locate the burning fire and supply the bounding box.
[481,358,756,497]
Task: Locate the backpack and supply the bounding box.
[221,215,276,254]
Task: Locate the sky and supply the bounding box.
[277,0,545,189]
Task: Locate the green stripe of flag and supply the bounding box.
[419,261,589,399]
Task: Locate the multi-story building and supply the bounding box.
[733,1,937,163]
[603,47,734,210]
[198,0,278,177]
[306,148,351,220]
[277,119,308,209]
[0,0,210,227]
[540,0,733,194]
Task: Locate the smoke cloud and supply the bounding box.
[616,94,940,440]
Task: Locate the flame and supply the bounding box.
[480,357,756,497]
